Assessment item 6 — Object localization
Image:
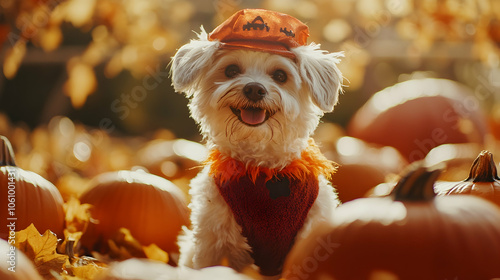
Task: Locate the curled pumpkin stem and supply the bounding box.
[0,135,16,167]
[391,163,442,202]
[466,150,499,183]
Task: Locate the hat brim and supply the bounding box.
[219,40,296,60]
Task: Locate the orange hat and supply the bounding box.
[209,9,309,59]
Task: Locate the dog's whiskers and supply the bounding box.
[218,90,237,105]
[267,117,284,144]
[225,114,235,138]
[228,116,241,144]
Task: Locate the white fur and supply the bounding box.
[171,27,343,278]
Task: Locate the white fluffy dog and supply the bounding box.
[170,9,343,278]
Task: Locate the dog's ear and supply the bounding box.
[292,44,343,112]
[170,27,220,96]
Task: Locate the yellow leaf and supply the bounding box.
[105,228,146,260]
[39,25,63,52]
[64,60,97,109]
[34,253,68,278]
[107,239,134,261]
[63,197,92,234]
[3,39,26,79]
[143,243,169,263]
[15,224,69,279]
[57,173,90,200]
[66,256,106,280]
[69,264,102,279]
[62,0,96,27]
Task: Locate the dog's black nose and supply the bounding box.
[243,82,267,102]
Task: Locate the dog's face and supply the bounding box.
[171,29,342,167]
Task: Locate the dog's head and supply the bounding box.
[171,9,343,167]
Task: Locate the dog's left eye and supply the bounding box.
[272,70,287,83]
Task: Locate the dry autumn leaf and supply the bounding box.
[107,228,145,261]
[142,243,168,263]
[3,40,27,79]
[65,256,106,280]
[56,197,92,256]
[15,224,68,279]
[64,197,92,234]
[64,60,97,109]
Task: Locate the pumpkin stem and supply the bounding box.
[0,135,17,166]
[391,163,442,201]
[466,150,499,182]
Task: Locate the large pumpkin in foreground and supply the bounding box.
[80,170,189,254]
[0,136,65,239]
[347,78,488,162]
[283,164,500,280]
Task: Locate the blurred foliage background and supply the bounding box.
[0,0,499,140]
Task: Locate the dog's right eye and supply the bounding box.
[225,64,241,78]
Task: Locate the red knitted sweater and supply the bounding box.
[206,140,337,276]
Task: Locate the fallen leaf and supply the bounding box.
[65,256,106,280]
[64,197,92,234]
[64,60,97,109]
[107,228,146,261]
[142,243,169,263]
[3,39,27,79]
[34,253,68,278]
[39,25,63,52]
[62,0,97,27]
[15,224,69,279]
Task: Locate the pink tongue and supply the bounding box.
[241,108,266,125]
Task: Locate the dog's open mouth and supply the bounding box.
[230,107,274,126]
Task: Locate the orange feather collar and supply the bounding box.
[206,139,337,184]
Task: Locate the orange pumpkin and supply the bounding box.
[80,170,190,254]
[332,137,407,203]
[347,78,488,162]
[424,143,483,181]
[333,163,387,203]
[435,150,500,207]
[0,238,43,280]
[283,164,500,280]
[0,136,65,239]
[137,139,207,181]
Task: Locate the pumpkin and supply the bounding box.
[332,137,407,203]
[435,150,500,207]
[80,170,190,254]
[347,78,488,162]
[0,136,65,240]
[0,238,43,280]
[137,139,207,180]
[424,143,483,181]
[333,163,387,203]
[137,138,207,195]
[283,164,500,280]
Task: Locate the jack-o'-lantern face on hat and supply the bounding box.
[209,9,309,59]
